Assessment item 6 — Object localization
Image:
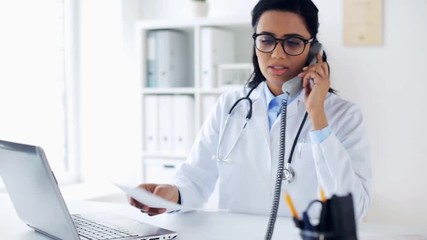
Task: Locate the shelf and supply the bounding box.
[138,19,252,182]
[142,88,196,95]
[199,87,243,95]
[143,153,187,161]
[135,17,250,30]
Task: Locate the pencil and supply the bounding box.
[284,192,300,220]
[320,188,326,202]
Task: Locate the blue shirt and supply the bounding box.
[264,84,296,129]
[264,83,330,143]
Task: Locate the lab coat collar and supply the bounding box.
[247,81,306,118]
[245,81,265,103]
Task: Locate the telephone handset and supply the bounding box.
[281,42,323,97]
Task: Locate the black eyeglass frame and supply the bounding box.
[252,33,314,56]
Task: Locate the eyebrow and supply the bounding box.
[256,31,307,39]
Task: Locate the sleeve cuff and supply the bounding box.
[309,125,332,143]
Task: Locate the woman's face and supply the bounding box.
[255,11,312,95]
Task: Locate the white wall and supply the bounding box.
[79,0,142,186]
[80,0,427,225]
[313,0,427,225]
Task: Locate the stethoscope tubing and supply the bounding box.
[215,82,308,167]
[215,114,249,163]
[215,83,259,163]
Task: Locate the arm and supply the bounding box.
[170,94,226,208]
[310,104,372,220]
[130,94,227,214]
[300,53,372,220]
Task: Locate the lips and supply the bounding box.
[268,65,289,75]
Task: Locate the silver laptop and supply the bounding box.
[0,139,178,240]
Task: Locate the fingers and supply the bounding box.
[317,51,323,64]
[139,205,161,215]
[138,183,157,192]
[140,206,167,216]
[128,183,180,216]
[128,196,165,216]
[299,67,323,88]
[299,57,329,88]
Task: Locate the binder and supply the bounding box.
[156,30,189,88]
[157,95,174,153]
[146,31,157,87]
[201,28,235,88]
[172,95,195,155]
[143,95,159,153]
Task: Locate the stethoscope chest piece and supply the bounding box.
[282,164,295,182]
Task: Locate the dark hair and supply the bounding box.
[248,0,334,93]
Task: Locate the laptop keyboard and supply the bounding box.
[72,214,138,240]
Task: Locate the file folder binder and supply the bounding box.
[146,31,157,87]
[172,95,195,155]
[157,95,174,153]
[143,95,159,153]
[156,30,189,88]
[201,27,235,88]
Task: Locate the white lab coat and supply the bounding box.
[172,81,372,220]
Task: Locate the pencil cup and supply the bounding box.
[296,194,358,240]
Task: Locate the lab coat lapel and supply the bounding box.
[249,82,270,145]
[270,89,306,130]
[286,90,306,118]
[247,83,307,152]
[248,82,272,171]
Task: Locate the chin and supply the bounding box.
[269,76,288,85]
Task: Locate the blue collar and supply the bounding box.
[264,83,297,109]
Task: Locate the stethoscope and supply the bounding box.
[213,83,257,163]
[213,82,308,182]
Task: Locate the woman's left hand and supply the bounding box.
[298,52,330,130]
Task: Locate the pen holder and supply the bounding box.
[300,230,335,240]
[294,193,358,240]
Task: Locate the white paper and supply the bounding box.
[114,183,194,211]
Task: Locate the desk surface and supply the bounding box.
[1,194,426,240]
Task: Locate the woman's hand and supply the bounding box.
[298,52,330,130]
[128,183,180,216]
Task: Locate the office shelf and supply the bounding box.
[136,17,253,182]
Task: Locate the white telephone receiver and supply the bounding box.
[282,42,323,97]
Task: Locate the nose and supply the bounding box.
[271,40,287,59]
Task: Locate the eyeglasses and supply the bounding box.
[252,33,313,56]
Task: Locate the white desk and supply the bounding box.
[1,194,426,240]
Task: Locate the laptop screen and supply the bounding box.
[0,139,178,240]
[0,140,80,239]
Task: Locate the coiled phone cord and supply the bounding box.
[264,97,288,240]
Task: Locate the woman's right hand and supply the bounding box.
[128,183,180,216]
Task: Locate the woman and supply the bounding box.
[130,0,372,220]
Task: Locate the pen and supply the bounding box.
[284,192,300,220]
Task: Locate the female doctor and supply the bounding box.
[129,0,372,220]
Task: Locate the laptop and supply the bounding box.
[0,139,178,240]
